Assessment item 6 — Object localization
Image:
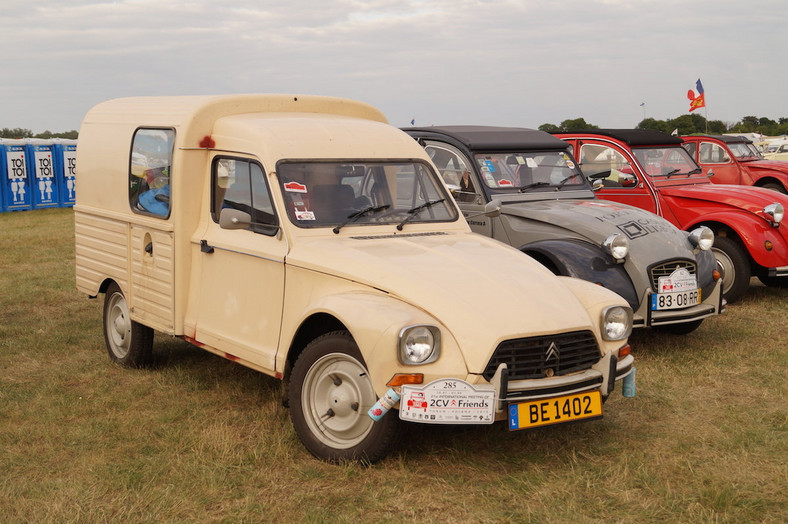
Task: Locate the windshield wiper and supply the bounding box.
[687,168,703,176]
[555,173,582,188]
[396,199,445,231]
[332,204,390,234]
[518,181,550,192]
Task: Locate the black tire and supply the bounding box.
[288,331,399,464]
[756,274,788,288]
[653,319,703,335]
[102,282,154,368]
[711,235,751,303]
[759,182,787,194]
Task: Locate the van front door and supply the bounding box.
[189,157,286,374]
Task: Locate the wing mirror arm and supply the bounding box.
[706,168,715,179]
[463,200,502,219]
[219,208,280,236]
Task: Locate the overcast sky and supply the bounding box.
[2,0,786,133]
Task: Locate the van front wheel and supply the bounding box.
[102,282,153,368]
[288,331,399,464]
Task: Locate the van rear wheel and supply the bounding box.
[288,331,399,464]
[102,282,153,368]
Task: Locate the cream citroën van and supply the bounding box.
[75,94,635,463]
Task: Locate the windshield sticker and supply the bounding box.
[295,210,315,221]
[566,161,576,169]
[284,181,307,193]
[498,179,513,187]
[483,159,497,173]
[526,158,538,168]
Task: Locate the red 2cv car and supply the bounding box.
[554,129,788,302]
[681,134,788,194]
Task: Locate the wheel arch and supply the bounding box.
[521,239,639,309]
[753,177,788,193]
[284,312,349,376]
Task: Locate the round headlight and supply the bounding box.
[764,203,784,224]
[603,234,629,260]
[688,226,714,250]
[399,325,441,365]
[602,306,633,341]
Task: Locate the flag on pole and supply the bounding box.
[687,79,705,112]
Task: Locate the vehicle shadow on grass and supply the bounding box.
[394,411,613,468]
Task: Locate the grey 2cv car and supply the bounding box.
[404,126,724,334]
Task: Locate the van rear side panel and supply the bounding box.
[130,225,175,333]
[75,210,129,296]
[75,208,176,334]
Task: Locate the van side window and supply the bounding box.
[129,128,174,217]
[212,158,277,234]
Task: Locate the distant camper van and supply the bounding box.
[75,95,635,463]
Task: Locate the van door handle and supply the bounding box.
[200,240,215,254]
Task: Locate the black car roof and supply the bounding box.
[683,134,752,144]
[554,129,684,146]
[403,125,569,151]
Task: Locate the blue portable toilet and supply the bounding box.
[28,139,60,209]
[0,139,34,212]
[53,139,77,207]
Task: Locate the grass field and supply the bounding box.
[1,208,786,523]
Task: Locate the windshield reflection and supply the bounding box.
[472,151,588,192]
[632,147,704,180]
[277,161,458,229]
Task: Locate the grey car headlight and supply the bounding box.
[399,325,441,365]
[602,234,629,260]
[764,203,784,225]
[688,226,714,250]
[602,306,633,341]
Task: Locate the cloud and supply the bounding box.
[1,0,787,132]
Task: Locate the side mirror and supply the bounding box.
[620,174,636,187]
[706,169,715,178]
[219,208,252,230]
[591,179,604,191]
[464,199,502,219]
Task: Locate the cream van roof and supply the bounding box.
[80,94,388,128]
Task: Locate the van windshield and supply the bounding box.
[277,161,458,229]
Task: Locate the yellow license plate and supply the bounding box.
[508,390,603,430]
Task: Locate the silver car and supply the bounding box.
[404,126,724,334]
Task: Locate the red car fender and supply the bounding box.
[673,206,788,269]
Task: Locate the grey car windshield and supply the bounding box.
[473,151,586,191]
[277,161,458,228]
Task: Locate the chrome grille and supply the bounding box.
[483,330,600,381]
[649,260,697,291]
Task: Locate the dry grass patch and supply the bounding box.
[1,208,786,523]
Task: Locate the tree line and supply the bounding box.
[539,114,788,137]
[0,128,78,139]
[4,113,788,140]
